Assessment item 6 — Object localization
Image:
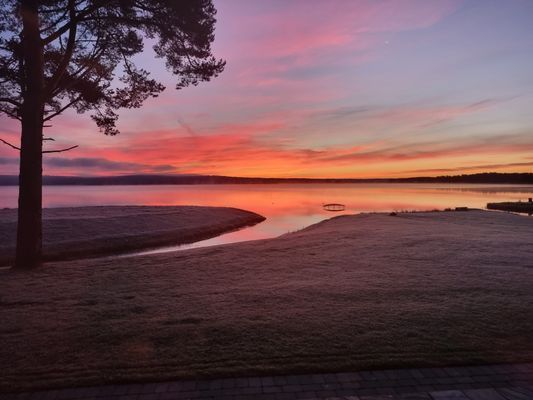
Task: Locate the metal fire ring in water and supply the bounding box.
[323,203,346,212]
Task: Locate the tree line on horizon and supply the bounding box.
[0,172,532,186]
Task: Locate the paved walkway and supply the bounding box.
[1,363,532,400]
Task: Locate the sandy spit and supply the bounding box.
[0,210,532,391]
[0,206,265,266]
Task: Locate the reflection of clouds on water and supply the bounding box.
[1,183,533,252]
[127,212,330,257]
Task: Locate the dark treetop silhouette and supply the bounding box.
[0,0,225,269]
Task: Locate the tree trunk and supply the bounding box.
[15,0,44,269]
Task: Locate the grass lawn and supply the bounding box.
[1,210,532,391]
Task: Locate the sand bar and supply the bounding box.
[0,210,532,391]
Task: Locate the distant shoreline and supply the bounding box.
[0,172,532,186]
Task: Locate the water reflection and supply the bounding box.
[1,184,532,251]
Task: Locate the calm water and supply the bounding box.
[1,184,532,252]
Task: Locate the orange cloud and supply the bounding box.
[39,126,531,178]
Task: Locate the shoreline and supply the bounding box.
[1,172,533,186]
[0,205,265,266]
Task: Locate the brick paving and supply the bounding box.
[1,363,532,400]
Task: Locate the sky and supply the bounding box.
[1,0,533,178]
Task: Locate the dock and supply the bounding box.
[487,199,533,214]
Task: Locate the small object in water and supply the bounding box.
[323,203,345,212]
[455,207,469,211]
[389,212,397,216]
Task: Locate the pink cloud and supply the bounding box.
[203,0,464,115]
[223,0,461,58]
[363,98,505,129]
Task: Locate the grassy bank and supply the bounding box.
[0,206,265,266]
[1,210,532,391]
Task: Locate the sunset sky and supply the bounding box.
[1,0,533,178]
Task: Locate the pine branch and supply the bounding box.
[45,0,78,97]
[42,145,79,154]
[0,138,21,151]
[44,95,82,121]
[0,98,21,107]
[42,1,108,45]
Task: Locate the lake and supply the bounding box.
[1,184,532,253]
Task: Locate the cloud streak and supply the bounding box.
[43,157,176,175]
[407,161,533,175]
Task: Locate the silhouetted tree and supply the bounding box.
[0,0,225,269]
